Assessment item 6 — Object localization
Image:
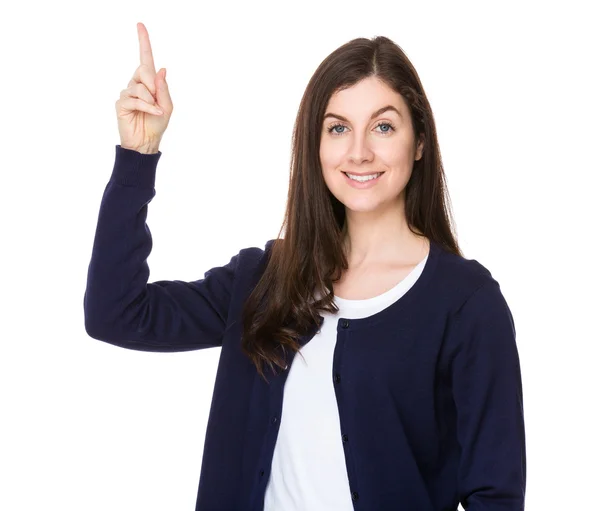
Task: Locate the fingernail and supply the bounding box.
[154,108,163,115]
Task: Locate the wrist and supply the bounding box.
[120,142,160,154]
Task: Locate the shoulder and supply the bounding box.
[238,238,277,260]
[432,240,506,315]
[234,238,278,276]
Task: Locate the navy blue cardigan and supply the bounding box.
[83,145,526,510]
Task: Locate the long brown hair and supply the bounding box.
[241,35,462,382]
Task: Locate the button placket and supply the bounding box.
[335,316,359,507]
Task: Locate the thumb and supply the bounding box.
[155,68,172,110]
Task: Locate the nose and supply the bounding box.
[347,132,374,165]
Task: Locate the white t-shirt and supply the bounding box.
[263,250,429,510]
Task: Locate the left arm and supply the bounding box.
[447,280,527,509]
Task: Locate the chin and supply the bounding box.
[342,199,384,213]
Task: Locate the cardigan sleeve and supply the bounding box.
[83,145,239,352]
[447,280,527,509]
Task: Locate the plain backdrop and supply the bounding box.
[1,1,598,510]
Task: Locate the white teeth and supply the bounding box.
[345,172,382,182]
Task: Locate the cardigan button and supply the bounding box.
[259,469,265,477]
[271,416,278,424]
[342,434,348,443]
[351,491,359,501]
[341,319,350,328]
[334,373,341,383]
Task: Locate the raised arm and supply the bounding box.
[83,145,239,352]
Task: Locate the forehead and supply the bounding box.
[325,77,407,116]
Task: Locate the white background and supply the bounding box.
[1,1,598,510]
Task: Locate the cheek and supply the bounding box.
[319,142,338,169]
[379,143,409,164]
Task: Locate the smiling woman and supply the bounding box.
[84,27,525,511]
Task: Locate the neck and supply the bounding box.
[341,200,427,268]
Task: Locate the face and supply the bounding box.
[319,76,424,215]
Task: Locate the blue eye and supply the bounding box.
[326,121,396,136]
[377,122,394,133]
[330,124,346,135]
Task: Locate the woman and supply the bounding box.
[84,22,526,511]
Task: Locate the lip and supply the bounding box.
[342,171,384,189]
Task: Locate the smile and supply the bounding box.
[342,171,384,188]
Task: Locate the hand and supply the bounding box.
[115,22,173,154]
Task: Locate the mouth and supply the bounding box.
[342,171,385,188]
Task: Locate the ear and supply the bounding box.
[415,134,425,161]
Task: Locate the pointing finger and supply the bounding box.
[137,22,156,74]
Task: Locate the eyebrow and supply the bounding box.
[323,105,402,123]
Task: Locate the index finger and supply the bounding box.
[137,22,156,73]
